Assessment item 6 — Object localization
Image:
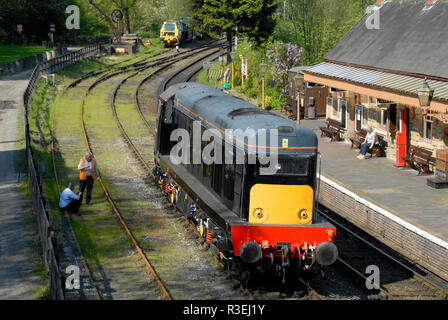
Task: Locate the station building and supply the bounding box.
[300,0,448,168]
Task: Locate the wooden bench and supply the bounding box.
[349,129,368,149]
[319,118,345,141]
[403,145,433,175]
[349,129,386,157]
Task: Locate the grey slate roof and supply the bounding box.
[289,66,310,74]
[324,0,448,79]
[305,62,448,102]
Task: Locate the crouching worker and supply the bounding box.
[59,183,82,213]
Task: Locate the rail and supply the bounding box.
[23,44,101,300]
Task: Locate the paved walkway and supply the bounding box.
[287,116,448,243]
[0,70,44,299]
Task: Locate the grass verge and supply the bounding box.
[0,45,50,65]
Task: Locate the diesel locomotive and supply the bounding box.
[160,19,195,47]
[154,83,338,282]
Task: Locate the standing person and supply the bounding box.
[358,127,378,160]
[59,183,82,213]
[223,68,230,91]
[78,152,100,204]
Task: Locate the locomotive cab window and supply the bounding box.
[165,24,175,31]
[259,155,310,176]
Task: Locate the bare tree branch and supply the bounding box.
[87,0,117,36]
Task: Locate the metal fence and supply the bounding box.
[23,44,101,300]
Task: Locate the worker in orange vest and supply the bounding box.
[78,152,100,204]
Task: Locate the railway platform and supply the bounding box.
[271,112,448,281]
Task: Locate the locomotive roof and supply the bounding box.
[160,83,317,155]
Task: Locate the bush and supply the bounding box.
[270,95,285,109]
[233,72,242,87]
[265,95,272,110]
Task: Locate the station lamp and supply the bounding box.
[259,59,268,75]
[418,78,434,116]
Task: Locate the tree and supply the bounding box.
[267,42,303,97]
[109,0,140,34]
[87,0,118,37]
[275,0,375,65]
[191,0,277,50]
[0,0,72,43]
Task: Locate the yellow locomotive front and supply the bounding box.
[160,21,179,47]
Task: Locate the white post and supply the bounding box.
[234,26,238,51]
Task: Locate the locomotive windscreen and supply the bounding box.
[273,155,310,176]
[165,23,175,31]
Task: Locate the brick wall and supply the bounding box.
[318,175,448,282]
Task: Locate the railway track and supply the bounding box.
[116,48,324,300]
[50,104,101,300]
[51,41,247,300]
[52,64,173,300]
[316,206,448,299]
[48,39,447,300]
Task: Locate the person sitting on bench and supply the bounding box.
[59,182,82,213]
[357,127,378,160]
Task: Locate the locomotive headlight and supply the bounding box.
[299,209,309,221]
[251,208,269,223]
[253,208,264,219]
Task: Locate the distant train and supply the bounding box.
[160,19,197,47]
[155,83,338,282]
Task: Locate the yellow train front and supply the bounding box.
[155,83,338,282]
[160,20,192,47]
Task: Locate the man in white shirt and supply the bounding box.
[78,152,100,204]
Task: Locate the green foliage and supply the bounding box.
[275,0,376,65]
[233,73,241,88]
[0,45,49,65]
[190,0,277,48]
[0,0,72,42]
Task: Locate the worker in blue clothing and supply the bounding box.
[59,182,82,213]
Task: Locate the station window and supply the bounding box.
[380,108,387,128]
[424,116,433,142]
[327,97,334,115]
[307,82,324,88]
[337,98,342,115]
[376,98,391,104]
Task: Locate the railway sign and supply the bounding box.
[242,63,247,76]
[203,62,213,70]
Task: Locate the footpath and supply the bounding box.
[0,70,44,299]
